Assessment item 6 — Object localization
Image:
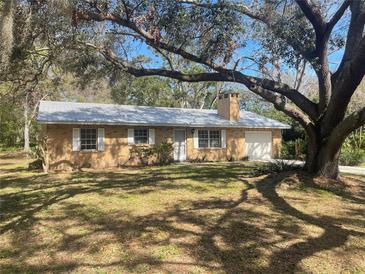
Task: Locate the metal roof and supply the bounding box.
[37,100,290,129]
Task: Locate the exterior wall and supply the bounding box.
[45,124,173,170]
[186,128,281,161]
[272,129,282,157]
[45,124,282,170]
[185,129,228,161]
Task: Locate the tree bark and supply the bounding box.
[23,93,31,152]
[305,135,341,180]
[23,105,30,152]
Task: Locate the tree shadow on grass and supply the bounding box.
[1,167,365,273]
[255,172,365,273]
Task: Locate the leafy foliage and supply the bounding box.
[280,139,307,160]
[129,141,173,165]
[339,135,365,166]
[339,147,365,166]
[256,160,301,174]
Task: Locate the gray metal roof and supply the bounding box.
[37,100,290,129]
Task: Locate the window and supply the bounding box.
[134,129,149,144]
[80,128,97,150]
[198,130,209,148]
[198,130,221,148]
[209,130,221,148]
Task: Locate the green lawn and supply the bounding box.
[1,152,365,273]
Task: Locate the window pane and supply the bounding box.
[80,128,97,150]
[134,129,149,144]
[198,130,208,139]
[199,139,209,148]
[209,130,221,148]
[210,139,221,147]
[198,130,209,148]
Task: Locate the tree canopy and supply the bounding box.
[1,0,365,178]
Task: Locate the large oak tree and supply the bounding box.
[29,0,365,178]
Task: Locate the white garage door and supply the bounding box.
[245,131,272,160]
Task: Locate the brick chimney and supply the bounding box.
[217,92,240,121]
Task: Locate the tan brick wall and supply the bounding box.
[45,124,282,170]
[217,93,240,121]
[45,124,174,170]
[185,129,228,161]
[272,129,282,158]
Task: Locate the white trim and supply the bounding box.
[173,129,186,161]
[221,129,226,148]
[38,121,290,129]
[72,128,80,151]
[196,129,223,149]
[193,129,199,149]
[97,128,105,151]
[149,129,155,145]
[128,129,134,145]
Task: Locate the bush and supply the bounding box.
[280,139,307,160]
[28,159,43,170]
[339,147,365,166]
[154,141,174,165]
[280,141,296,159]
[129,141,173,165]
[256,159,301,174]
[129,146,153,166]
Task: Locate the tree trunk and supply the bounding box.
[23,99,30,152]
[305,134,341,180]
[24,121,30,152]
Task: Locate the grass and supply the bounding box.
[1,152,365,273]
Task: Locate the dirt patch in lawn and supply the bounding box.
[1,152,364,273]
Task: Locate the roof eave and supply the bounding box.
[37,119,290,129]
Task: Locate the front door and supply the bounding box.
[173,129,186,161]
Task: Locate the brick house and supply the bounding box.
[37,92,289,170]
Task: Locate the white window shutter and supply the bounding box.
[221,129,226,148]
[98,128,105,151]
[193,129,199,149]
[72,128,80,151]
[128,129,134,145]
[149,129,155,145]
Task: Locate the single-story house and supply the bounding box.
[37,92,289,170]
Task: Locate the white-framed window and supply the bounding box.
[198,130,222,148]
[134,129,149,144]
[80,128,97,150]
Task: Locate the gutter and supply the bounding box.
[37,120,290,129]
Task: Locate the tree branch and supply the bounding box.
[96,44,316,126]
[295,0,326,35]
[247,84,314,131]
[322,35,365,135]
[178,0,265,22]
[75,10,219,70]
[245,76,318,121]
[326,0,352,32]
[334,0,365,79]
[98,47,231,82]
[77,9,319,122]
[326,106,365,153]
